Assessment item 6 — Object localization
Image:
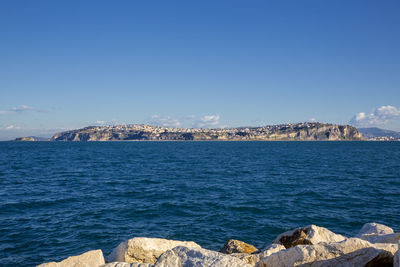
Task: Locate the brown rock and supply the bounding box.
[278,228,313,248]
[220,239,258,254]
[274,225,346,249]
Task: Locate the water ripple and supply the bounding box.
[0,141,399,266]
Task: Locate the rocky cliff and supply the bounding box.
[51,122,363,141]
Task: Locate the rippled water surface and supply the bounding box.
[0,141,399,266]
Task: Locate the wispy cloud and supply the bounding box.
[93,120,107,125]
[11,105,34,112]
[90,119,124,126]
[149,115,181,128]
[4,125,21,130]
[0,105,35,115]
[147,114,221,128]
[193,115,220,128]
[350,105,400,129]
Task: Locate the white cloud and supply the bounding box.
[93,120,106,125]
[12,105,34,112]
[147,114,221,128]
[193,115,220,128]
[149,115,181,128]
[185,115,196,119]
[91,120,124,126]
[5,125,21,130]
[350,105,400,129]
[0,105,35,115]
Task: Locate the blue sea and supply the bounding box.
[0,141,399,266]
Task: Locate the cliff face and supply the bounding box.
[51,123,363,141]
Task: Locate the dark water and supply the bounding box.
[0,141,399,266]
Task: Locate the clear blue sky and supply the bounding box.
[1,0,400,139]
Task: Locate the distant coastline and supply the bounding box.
[13,123,400,142]
[43,122,363,141]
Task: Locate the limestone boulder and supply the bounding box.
[257,238,397,267]
[273,225,346,248]
[230,244,286,266]
[107,237,201,264]
[36,249,105,267]
[230,253,259,266]
[356,223,394,237]
[356,222,400,244]
[259,244,286,258]
[220,239,258,254]
[153,246,252,267]
[360,233,400,244]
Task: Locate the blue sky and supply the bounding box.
[1,0,400,139]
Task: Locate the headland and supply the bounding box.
[49,122,363,141]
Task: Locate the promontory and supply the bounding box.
[50,122,363,141]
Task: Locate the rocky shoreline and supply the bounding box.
[37,223,400,267]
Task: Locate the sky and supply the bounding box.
[1,0,400,140]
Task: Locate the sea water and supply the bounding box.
[0,141,399,266]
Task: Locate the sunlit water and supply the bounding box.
[0,141,399,266]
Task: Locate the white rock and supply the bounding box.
[102,262,152,267]
[230,253,259,266]
[107,237,201,264]
[260,244,286,258]
[230,244,286,266]
[257,238,397,267]
[360,233,400,244]
[153,246,252,267]
[273,225,346,248]
[36,249,105,267]
[356,223,394,237]
[356,222,400,244]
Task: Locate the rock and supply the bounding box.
[107,237,201,264]
[259,244,286,258]
[360,233,400,244]
[36,249,105,267]
[356,223,400,244]
[356,223,394,237]
[230,253,259,266]
[257,238,397,267]
[273,225,346,248]
[153,246,252,267]
[220,239,258,254]
[103,263,152,267]
[230,244,286,266]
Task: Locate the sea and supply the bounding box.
[0,141,399,266]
